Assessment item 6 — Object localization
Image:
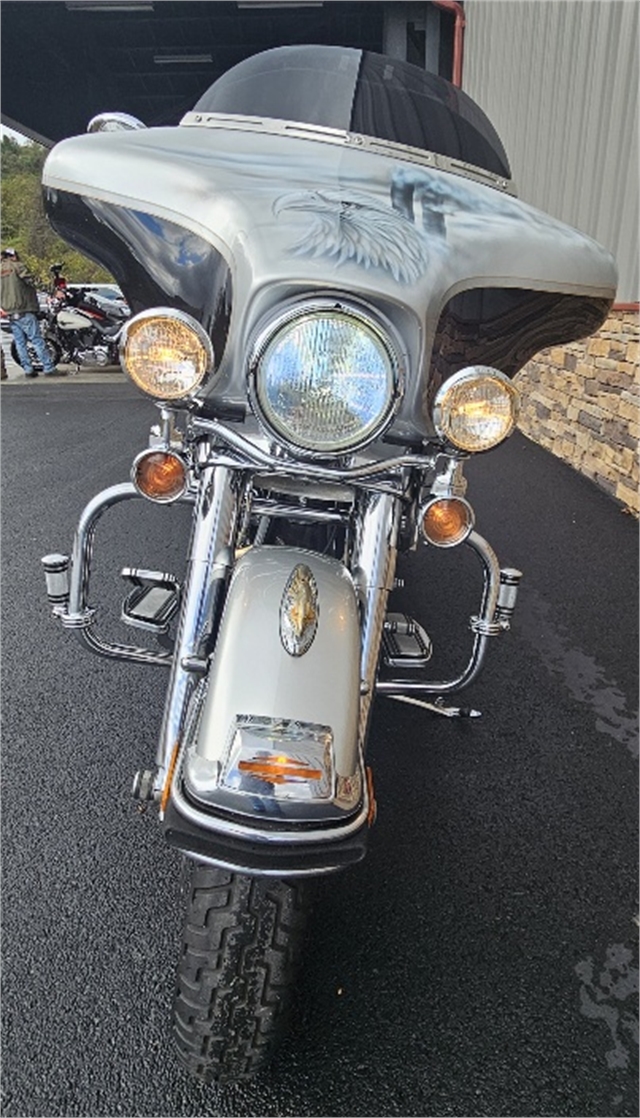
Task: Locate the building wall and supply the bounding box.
[515,309,639,512]
[463,0,638,303]
[462,1,638,509]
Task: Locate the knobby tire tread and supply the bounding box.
[172,862,311,1083]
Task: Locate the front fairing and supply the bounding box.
[43,118,617,442]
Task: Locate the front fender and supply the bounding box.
[181,546,364,824]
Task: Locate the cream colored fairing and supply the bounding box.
[43,118,617,441]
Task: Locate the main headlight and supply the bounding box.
[120,308,214,400]
[250,301,400,454]
[433,366,519,452]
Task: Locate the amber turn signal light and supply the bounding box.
[238,755,324,785]
[132,449,187,503]
[421,497,474,548]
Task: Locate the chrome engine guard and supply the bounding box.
[43,465,517,874]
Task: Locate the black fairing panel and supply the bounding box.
[43,188,232,361]
[428,287,612,403]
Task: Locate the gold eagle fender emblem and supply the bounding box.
[280,564,319,656]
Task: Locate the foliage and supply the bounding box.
[1,136,113,289]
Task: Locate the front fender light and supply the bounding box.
[433,366,519,452]
[120,307,214,400]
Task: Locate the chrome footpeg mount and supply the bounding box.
[121,568,180,633]
[42,553,71,616]
[382,612,432,668]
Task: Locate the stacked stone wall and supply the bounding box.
[515,309,639,513]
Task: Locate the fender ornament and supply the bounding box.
[280,564,319,657]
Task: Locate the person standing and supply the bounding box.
[0,248,65,377]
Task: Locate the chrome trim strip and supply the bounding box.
[180,849,340,878]
[376,530,501,696]
[180,111,517,195]
[87,111,146,134]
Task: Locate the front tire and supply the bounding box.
[173,861,312,1083]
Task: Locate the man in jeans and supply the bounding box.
[0,248,65,378]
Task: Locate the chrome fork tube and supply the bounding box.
[156,464,239,791]
[352,491,402,749]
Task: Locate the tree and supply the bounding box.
[1,136,113,288]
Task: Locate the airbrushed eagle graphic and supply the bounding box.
[274,171,586,286]
[273,189,435,285]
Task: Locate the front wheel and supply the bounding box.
[173,861,312,1083]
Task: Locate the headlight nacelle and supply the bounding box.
[433,366,519,452]
[250,301,401,455]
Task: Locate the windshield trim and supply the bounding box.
[180,111,517,197]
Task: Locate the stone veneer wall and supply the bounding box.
[515,308,639,513]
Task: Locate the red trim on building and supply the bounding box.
[432,0,466,88]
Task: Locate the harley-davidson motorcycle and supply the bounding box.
[9,265,125,371]
[40,46,617,1082]
[44,264,126,367]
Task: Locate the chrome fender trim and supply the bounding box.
[170,756,370,846]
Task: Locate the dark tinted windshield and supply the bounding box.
[193,45,510,179]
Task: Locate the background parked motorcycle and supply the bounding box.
[9,267,125,370]
[65,282,130,319]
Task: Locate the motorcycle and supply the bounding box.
[46,264,126,366]
[40,45,617,1082]
[10,264,125,370]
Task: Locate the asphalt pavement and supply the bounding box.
[1,372,638,1118]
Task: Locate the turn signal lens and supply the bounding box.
[132,450,187,503]
[120,308,214,400]
[238,755,324,785]
[421,497,474,547]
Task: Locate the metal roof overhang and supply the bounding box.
[1,0,392,147]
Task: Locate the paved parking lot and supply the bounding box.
[1,376,638,1117]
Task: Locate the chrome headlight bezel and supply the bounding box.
[119,306,215,401]
[432,366,520,453]
[248,298,403,459]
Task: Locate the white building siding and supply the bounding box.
[463,0,638,303]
